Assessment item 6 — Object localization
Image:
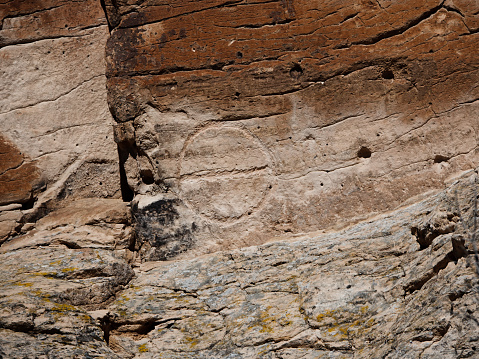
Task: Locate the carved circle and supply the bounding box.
[179,124,273,222]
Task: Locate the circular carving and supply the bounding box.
[179,125,273,222]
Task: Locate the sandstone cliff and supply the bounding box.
[0,0,478,358]
[103,0,479,260]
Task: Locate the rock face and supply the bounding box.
[0,0,122,241]
[1,0,479,358]
[0,0,120,208]
[1,168,479,358]
[0,135,40,207]
[102,172,479,359]
[104,0,479,259]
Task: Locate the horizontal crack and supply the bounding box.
[335,1,445,49]
[0,74,104,116]
[0,24,107,50]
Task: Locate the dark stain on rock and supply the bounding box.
[132,198,196,261]
[119,11,147,29]
[281,0,296,17]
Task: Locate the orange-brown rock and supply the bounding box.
[0,135,40,206]
[104,0,479,259]
[0,0,107,47]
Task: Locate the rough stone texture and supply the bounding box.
[1,198,134,254]
[98,171,479,359]
[1,0,479,357]
[0,134,41,206]
[1,168,478,358]
[104,0,479,259]
[0,198,135,358]
[0,0,120,212]
[0,244,131,359]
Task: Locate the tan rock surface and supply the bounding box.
[0,0,120,219]
[98,171,479,358]
[0,198,133,254]
[104,0,479,258]
[1,168,477,358]
[1,0,479,357]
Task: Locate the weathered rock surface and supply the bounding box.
[100,170,479,358]
[0,199,135,358]
[0,135,41,207]
[0,0,120,216]
[1,168,478,358]
[1,0,479,357]
[0,0,122,242]
[1,198,134,254]
[104,0,479,258]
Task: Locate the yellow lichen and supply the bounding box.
[33,271,59,278]
[15,282,33,287]
[138,343,149,352]
[61,267,76,273]
[183,336,199,347]
[314,306,375,339]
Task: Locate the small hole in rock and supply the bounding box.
[236,51,243,59]
[22,196,36,210]
[381,69,394,80]
[357,146,372,158]
[434,155,449,163]
[289,63,303,79]
[140,169,155,185]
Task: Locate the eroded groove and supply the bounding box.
[0,24,107,50]
[116,0,245,29]
[335,1,445,49]
[0,74,104,116]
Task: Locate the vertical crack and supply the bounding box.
[117,143,134,202]
[99,0,113,33]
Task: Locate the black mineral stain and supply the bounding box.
[132,199,196,260]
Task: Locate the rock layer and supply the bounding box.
[0,0,479,358]
[104,0,479,258]
[0,0,120,209]
[1,168,479,358]
[0,0,121,241]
